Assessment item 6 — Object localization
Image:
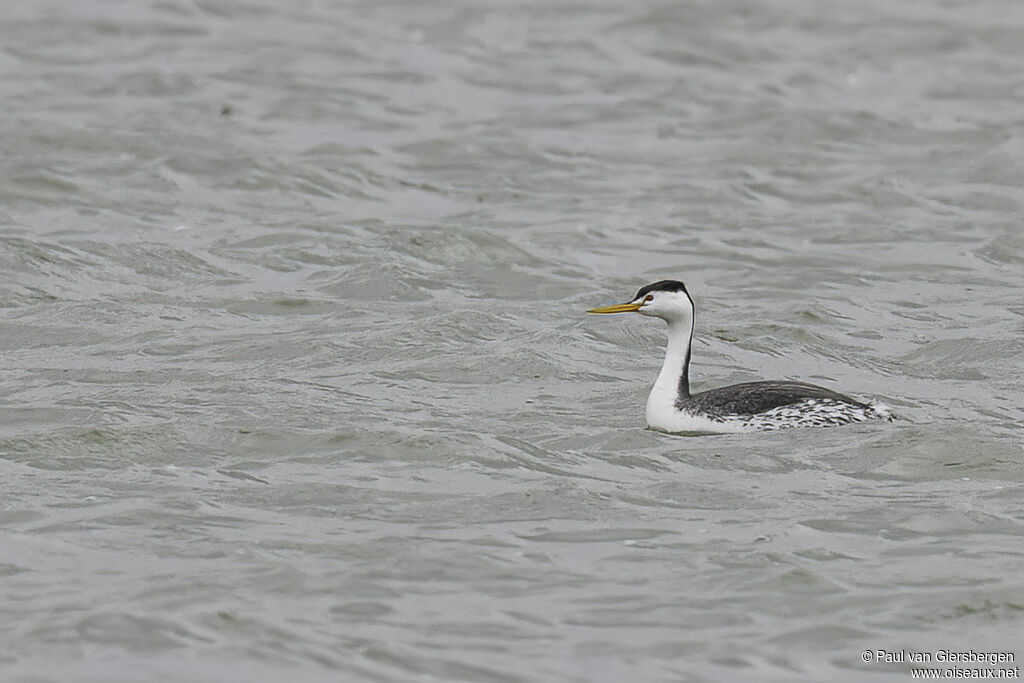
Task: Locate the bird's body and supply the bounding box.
[588,280,893,434]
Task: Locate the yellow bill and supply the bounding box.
[586,302,644,314]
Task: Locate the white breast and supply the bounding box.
[645,385,754,435]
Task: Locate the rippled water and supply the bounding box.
[3,1,1024,681]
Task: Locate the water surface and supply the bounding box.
[2,1,1023,681]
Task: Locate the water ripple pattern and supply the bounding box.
[2,0,1023,681]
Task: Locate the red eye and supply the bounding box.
[644,294,654,302]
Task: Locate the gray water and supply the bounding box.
[2,1,1024,681]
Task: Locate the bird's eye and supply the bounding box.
[644,294,654,302]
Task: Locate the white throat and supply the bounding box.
[644,317,693,429]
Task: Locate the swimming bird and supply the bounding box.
[587,280,893,434]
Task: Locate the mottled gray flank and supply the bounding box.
[678,380,889,427]
[2,0,1024,682]
[699,396,892,431]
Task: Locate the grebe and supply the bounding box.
[587,280,893,434]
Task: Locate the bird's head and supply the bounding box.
[587,280,693,323]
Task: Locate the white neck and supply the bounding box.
[645,318,693,426]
